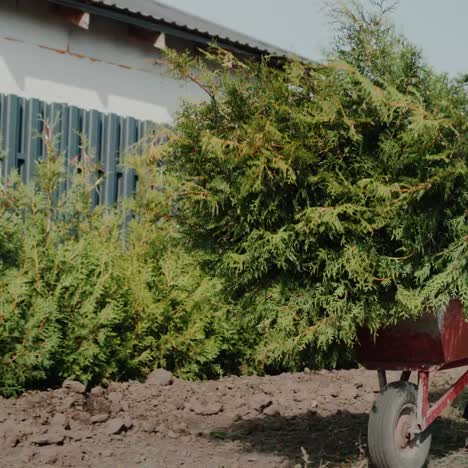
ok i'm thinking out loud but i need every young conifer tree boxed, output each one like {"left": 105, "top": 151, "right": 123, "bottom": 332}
{"left": 164, "top": 0, "right": 468, "bottom": 369}
{"left": 0, "top": 128, "right": 246, "bottom": 396}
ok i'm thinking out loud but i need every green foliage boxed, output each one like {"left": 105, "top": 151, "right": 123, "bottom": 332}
{"left": 1, "top": 2, "right": 467, "bottom": 394}
{"left": 0, "top": 132, "right": 247, "bottom": 397}
{"left": 163, "top": 2, "right": 468, "bottom": 370}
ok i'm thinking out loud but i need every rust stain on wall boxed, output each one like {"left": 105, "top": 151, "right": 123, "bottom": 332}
{"left": 1, "top": 35, "right": 150, "bottom": 74}
{"left": 39, "top": 45, "right": 67, "bottom": 55}
{"left": 3, "top": 37, "right": 22, "bottom": 43}
{"left": 68, "top": 51, "right": 88, "bottom": 60}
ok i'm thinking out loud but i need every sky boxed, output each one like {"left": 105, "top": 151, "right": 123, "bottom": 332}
{"left": 161, "top": 0, "right": 468, "bottom": 77}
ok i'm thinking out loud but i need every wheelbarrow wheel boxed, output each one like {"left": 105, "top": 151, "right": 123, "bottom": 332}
{"left": 368, "top": 381, "right": 432, "bottom": 468}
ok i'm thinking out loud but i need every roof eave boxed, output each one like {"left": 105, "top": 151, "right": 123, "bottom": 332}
{"left": 48, "top": 0, "right": 288, "bottom": 59}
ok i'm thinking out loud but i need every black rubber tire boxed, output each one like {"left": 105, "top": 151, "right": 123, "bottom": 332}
{"left": 368, "top": 381, "right": 432, "bottom": 468}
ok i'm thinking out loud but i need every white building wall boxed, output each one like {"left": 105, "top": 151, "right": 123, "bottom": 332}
{"left": 0, "top": 0, "right": 206, "bottom": 123}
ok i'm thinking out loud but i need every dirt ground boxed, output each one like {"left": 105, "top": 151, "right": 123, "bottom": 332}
{"left": 0, "top": 367, "right": 467, "bottom": 468}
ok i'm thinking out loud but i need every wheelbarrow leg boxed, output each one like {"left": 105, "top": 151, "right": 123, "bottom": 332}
{"left": 417, "top": 371, "right": 430, "bottom": 426}
{"left": 463, "top": 404, "right": 468, "bottom": 420}
{"left": 401, "top": 371, "right": 411, "bottom": 381}
{"left": 417, "top": 369, "right": 468, "bottom": 429}
{"left": 377, "top": 370, "right": 387, "bottom": 389}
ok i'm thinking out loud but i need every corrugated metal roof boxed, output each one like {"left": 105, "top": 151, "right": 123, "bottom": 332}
{"left": 87, "top": 0, "right": 291, "bottom": 56}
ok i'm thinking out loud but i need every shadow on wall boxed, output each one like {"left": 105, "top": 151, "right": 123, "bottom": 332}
{"left": 0, "top": 38, "right": 207, "bottom": 123}
{"left": 0, "top": 0, "right": 207, "bottom": 122}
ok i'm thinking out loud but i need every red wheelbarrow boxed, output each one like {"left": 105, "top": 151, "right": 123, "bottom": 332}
{"left": 356, "top": 298, "right": 468, "bottom": 468}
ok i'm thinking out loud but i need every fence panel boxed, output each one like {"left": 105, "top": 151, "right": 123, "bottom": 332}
{"left": 0, "top": 93, "right": 148, "bottom": 205}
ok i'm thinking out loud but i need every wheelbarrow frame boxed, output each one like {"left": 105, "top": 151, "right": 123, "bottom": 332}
{"left": 375, "top": 367, "right": 468, "bottom": 434}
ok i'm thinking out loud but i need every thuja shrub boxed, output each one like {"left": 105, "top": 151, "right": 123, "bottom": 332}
{"left": 1, "top": 2, "right": 467, "bottom": 395}
{"left": 163, "top": 2, "right": 468, "bottom": 370}
{"left": 0, "top": 135, "right": 247, "bottom": 396}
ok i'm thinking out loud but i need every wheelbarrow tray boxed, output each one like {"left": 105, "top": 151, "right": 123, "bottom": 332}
{"left": 357, "top": 299, "right": 468, "bottom": 371}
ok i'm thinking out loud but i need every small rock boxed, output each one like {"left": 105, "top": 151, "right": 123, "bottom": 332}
{"left": 123, "top": 417, "right": 134, "bottom": 431}
{"left": 68, "top": 428, "right": 93, "bottom": 441}
{"left": 68, "top": 430, "right": 85, "bottom": 441}
{"left": 141, "top": 420, "right": 158, "bottom": 433}
{"left": 292, "top": 393, "right": 304, "bottom": 403}
{"left": 121, "top": 400, "right": 130, "bottom": 412}
{"left": 146, "top": 368, "right": 173, "bottom": 386}
{"left": 128, "top": 384, "right": 151, "bottom": 402}
{"left": 53, "top": 388, "right": 67, "bottom": 398}
{"left": 136, "top": 454, "right": 147, "bottom": 464}
{"left": 187, "top": 398, "right": 223, "bottom": 416}
{"left": 341, "top": 383, "right": 359, "bottom": 400}
{"left": 57, "top": 396, "right": 76, "bottom": 412}
{"left": 310, "top": 400, "right": 318, "bottom": 409}
{"left": 172, "top": 396, "right": 186, "bottom": 411}
{"left": 30, "top": 431, "right": 65, "bottom": 446}
{"left": 250, "top": 394, "right": 272, "bottom": 412}
{"left": 108, "top": 392, "right": 123, "bottom": 413}
{"left": 104, "top": 418, "right": 126, "bottom": 435}
{"left": 0, "top": 422, "right": 21, "bottom": 448}
{"left": 101, "top": 449, "right": 113, "bottom": 457}
{"left": 69, "top": 411, "right": 91, "bottom": 425}
{"left": 39, "top": 446, "right": 60, "bottom": 465}
{"left": 108, "top": 392, "right": 122, "bottom": 404}
{"left": 173, "top": 421, "right": 188, "bottom": 434}
{"left": 90, "top": 386, "right": 104, "bottom": 396}
{"left": 17, "top": 395, "right": 41, "bottom": 410}
{"left": 326, "top": 384, "right": 340, "bottom": 398}
{"left": 2, "top": 432, "right": 20, "bottom": 448}
{"left": 62, "top": 380, "right": 86, "bottom": 394}
{"left": 50, "top": 413, "right": 68, "bottom": 429}
{"left": 90, "top": 413, "right": 109, "bottom": 424}
{"left": 263, "top": 404, "right": 281, "bottom": 417}
{"left": 19, "top": 420, "right": 35, "bottom": 436}
{"left": 104, "top": 417, "right": 131, "bottom": 435}
{"left": 230, "top": 411, "right": 243, "bottom": 422}
{"left": 107, "top": 382, "right": 126, "bottom": 392}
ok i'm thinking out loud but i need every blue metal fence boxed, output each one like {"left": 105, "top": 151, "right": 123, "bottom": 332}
{"left": 0, "top": 94, "right": 152, "bottom": 204}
